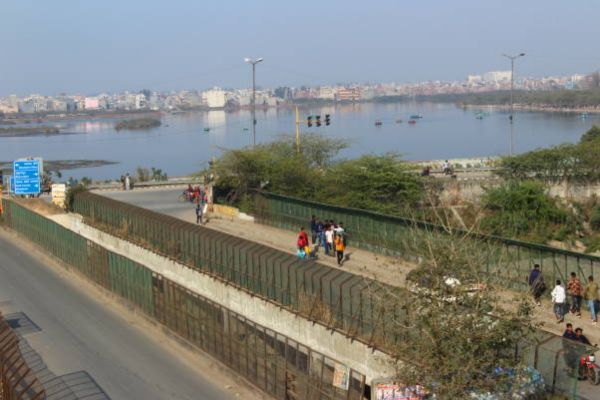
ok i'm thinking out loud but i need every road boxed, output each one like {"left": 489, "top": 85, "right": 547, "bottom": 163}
{"left": 0, "top": 227, "right": 261, "bottom": 400}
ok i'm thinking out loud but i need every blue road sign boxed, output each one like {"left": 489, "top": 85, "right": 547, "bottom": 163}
{"left": 13, "top": 160, "right": 41, "bottom": 195}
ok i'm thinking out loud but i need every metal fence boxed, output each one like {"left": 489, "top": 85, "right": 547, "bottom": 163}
{"left": 251, "top": 191, "right": 600, "bottom": 292}
{"left": 1, "top": 199, "right": 366, "bottom": 400}
{"left": 0, "top": 312, "right": 46, "bottom": 400}
{"left": 71, "top": 191, "right": 399, "bottom": 351}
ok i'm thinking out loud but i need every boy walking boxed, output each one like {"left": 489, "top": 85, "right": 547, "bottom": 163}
{"left": 551, "top": 280, "right": 566, "bottom": 323}
{"left": 334, "top": 234, "right": 345, "bottom": 266}
{"left": 584, "top": 276, "right": 599, "bottom": 324}
{"left": 567, "top": 272, "right": 582, "bottom": 317}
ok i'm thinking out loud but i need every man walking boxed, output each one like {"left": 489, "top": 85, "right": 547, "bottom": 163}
{"left": 567, "top": 272, "right": 582, "bottom": 317}
{"left": 310, "top": 215, "right": 318, "bottom": 245}
{"left": 551, "top": 280, "right": 566, "bottom": 323}
{"left": 584, "top": 276, "right": 599, "bottom": 325}
{"left": 528, "top": 264, "right": 546, "bottom": 306}
{"left": 325, "top": 225, "right": 334, "bottom": 257}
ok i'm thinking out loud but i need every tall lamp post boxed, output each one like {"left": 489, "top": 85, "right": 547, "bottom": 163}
{"left": 502, "top": 52, "right": 525, "bottom": 156}
{"left": 244, "top": 57, "right": 263, "bottom": 147}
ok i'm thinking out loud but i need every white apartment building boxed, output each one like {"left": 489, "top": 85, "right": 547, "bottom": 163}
{"left": 483, "top": 71, "right": 511, "bottom": 83}
{"left": 202, "top": 88, "right": 227, "bottom": 109}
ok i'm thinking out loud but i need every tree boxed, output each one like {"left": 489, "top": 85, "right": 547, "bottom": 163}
{"left": 381, "top": 215, "right": 540, "bottom": 398}
{"left": 319, "top": 154, "right": 423, "bottom": 214}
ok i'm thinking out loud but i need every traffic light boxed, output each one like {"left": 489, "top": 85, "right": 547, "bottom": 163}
{"left": 307, "top": 116, "right": 312, "bottom": 127}
{"left": 316, "top": 115, "right": 321, "bottom": 127}
{"left": 325, "top": 114, "right": 331, "bottom": 126}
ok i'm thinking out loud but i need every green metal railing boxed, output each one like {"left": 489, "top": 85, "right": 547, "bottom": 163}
{"left": 71, "top": 191, "right": 400, "bottom": 351}
{"left": 252, "top": 191, "right": 600, "bottom": 292}
{"left": 1, "top": 199, "right": 367, "bottom": 400}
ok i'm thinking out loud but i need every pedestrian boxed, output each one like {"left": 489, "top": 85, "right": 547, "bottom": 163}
{"left": 124, "top": 173, "right": 131, "bottom": 191}
{"left": 584, "top": 275, "right": 599, "bottom": 325}
{"left": 325, "top": 225, "right": 334, "bottom": 256}
{"left": 297, "top": 227, "right": 309, "bottom": 251}
{"left": 195, "top": 198, "right": 204, "bottom": 224}
{"left": 528, "top": 264, "right": 546, "bottom": 306}
{"left": 551, "top": 280, "right": 566, "bottom": 323}
{"left": 575, "top": 328, "right": 591, "bottom": 345}
{"left": 567, "top": 272, "right": 582, "bottom": 317}
{"left": 315, "top": 219, "right": 324, "bottom": 253}
{"left": 334, "top": 234, "right": 345, "bottom": 266}
{"left": 562, "top": 322, "right": 579, "bottom": 373}
{"left": 563, "top": 323, "right": 577, "bottom": 340}
{"left": 120, "top": 175, "right": 126, "bottom": 190}
{"left": 310, "top": 215, "right": 318, "bottom": 245}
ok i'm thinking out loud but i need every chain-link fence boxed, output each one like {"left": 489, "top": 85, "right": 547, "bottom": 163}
{"left": 1, "top": 199, "right": 366, "bottom": 400}
{"left": 251, "top": 191, "right": 600, "bottom": 292}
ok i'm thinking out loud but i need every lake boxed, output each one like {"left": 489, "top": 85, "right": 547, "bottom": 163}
{"left": 0, "top": 102, "right": 597, "bottom": 180}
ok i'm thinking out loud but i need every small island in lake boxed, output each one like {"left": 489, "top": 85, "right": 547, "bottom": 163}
{"left": 0, "top": 126, "right": 60, "bottom": 136}
{"left": 115, "top": 118, "right": 162, "bottom": 131}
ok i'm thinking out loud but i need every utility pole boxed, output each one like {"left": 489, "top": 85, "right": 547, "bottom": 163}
{"left": 295, "top": 106, "right": 301, "bottom": 154}
{"left": 244, "top": 57, "right": 263, "bottom": 148}
{"left": 502, "top": 52, "right": 525, "bottom": 156}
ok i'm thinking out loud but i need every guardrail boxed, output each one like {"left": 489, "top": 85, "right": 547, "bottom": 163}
{"left": 251, "top": 191, "right": 600, "bottom": 292}
{"left": 0, "top": 312, "right": 46, "bottom": 400}
{"left": 1, "top": 199, "right": 366, "bottom": 400}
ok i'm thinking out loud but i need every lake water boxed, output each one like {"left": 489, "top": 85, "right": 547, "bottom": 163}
{"left": 0, "top": 102, "right": 597, "bottom": 180}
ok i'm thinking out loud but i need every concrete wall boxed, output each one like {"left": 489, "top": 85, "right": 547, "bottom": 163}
{"left": 49, "top": 213, "right": 395, "bottom": 384}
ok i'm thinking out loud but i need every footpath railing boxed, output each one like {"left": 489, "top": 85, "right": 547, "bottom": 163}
{"left": 1, "top": 199, "right": 367, "bottom": 400}
{"left": 0, "top": 312, "right": 46, "bottom": 400}
{"left": 251, "top": 191, "right": 600, "bottom": 292}
{"left": 71, "top": 191, "right": 399, "bottom": 351}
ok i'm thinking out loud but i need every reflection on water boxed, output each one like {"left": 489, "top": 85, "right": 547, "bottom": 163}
{"left": 0, "top": 102, "right": 598, "bottom": 180}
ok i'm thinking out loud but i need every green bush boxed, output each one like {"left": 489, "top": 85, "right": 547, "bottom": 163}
{"left": 480, "top": 181, "right": 573, "bottom": 241}
{"left": 590, "top": 206, "right": 600, "bottom": 231}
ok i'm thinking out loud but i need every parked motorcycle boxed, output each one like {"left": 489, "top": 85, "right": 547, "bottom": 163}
{"left": 579, "top": 350, "right": 600, "bottom": 384}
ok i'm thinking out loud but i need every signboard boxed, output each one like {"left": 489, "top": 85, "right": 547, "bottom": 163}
{"left": 9, "top": 177, "right": 14, "bottom": 194}
{"left": 372, "top": 380, "right": 428, "bottom": 400}
{"left": 51, "top": 184, "right": 67, "bottom": 208}
{"left": 13, "top": 159, "right": 41, "bottom": 195}
{"left": 332, "top": 363, "right": 350, "bottom": 390}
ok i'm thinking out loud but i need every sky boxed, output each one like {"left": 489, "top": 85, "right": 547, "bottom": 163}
{"left": 1, "top": 0, "right": 599, "bottom": 96}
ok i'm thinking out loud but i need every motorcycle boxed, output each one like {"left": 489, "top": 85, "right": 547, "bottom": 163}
{"left": 579, "top": 350, "right": 600, "bottom": 384}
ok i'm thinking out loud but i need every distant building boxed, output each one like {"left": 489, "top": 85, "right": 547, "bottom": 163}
{"left": 483, "top": 71, "right": 511, "bottom": 83}
{"left": 317, "top": 87, "right": 336, "bottom": 100}
{"left": 467, "top": 75, "right": 482, "bottom": 84}
{"left": 202, "top": 88, "right": 227, "bottom": 109}
{"left": 336, "top": 88, "right": 361, "bottom": 102}
{"left": 84, "top": 97, "right": 100, "bottom": 110}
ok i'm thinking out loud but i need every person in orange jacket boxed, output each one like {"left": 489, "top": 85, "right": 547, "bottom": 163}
{"left": 334, "top": 234, "right": 345, "bottom": 266}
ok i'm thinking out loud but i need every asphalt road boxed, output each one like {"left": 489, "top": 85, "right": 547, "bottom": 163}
{"left": 0, "top": 227, "right": 255, "bottom": 400}
{"left": 99, "top": 187, "right": 194, "bottom": 217}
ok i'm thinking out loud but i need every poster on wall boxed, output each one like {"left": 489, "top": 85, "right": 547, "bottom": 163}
{"left": 332, "top": 363, "right": 350, "bottom": 390}
{"left": 372, "top": 380, "right": 428, "bottom": 400}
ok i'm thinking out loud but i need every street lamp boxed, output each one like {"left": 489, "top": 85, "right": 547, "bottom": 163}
{"left": 244, "top": 57, "right": 263, "bottom": 147}
{"left": 502, "top": 52, "right": 525, "bottom": 156}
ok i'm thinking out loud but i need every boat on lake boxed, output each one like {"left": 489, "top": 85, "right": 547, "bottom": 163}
{"left": 410, "top": 114, "right": 423, "bottom": 119}
{"left": 408, "top": 119, "right": 417, "bottom": 124}
{"left": 395, "top": 119, "right": 403, "bottom": 123}
{"left": 375, "top": 120, "right": 383, "bottom": 126}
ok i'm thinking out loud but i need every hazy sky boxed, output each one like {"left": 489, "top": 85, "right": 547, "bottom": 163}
{"left": 1, "top": 0, "right": 599, "bottom": 96}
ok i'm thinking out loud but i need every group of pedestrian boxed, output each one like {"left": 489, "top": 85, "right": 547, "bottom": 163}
{"left": 562, "top": 322, "right": 592, "bottom": 376}
{"left": 297, "top": 216, "right": 347, "bottom": 265}
{"left": 189, "top": 185, "right": 209, "bottom": 225}
{"left": 529, "top": 264, "right": 599, "bottom": 324}
{"left": 120, "top": 173, "right": 132, "bottom": 190}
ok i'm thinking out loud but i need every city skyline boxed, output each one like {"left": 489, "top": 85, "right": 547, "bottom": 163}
{"left": 1, "top": 0, "right": 599, "bottom": 96}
